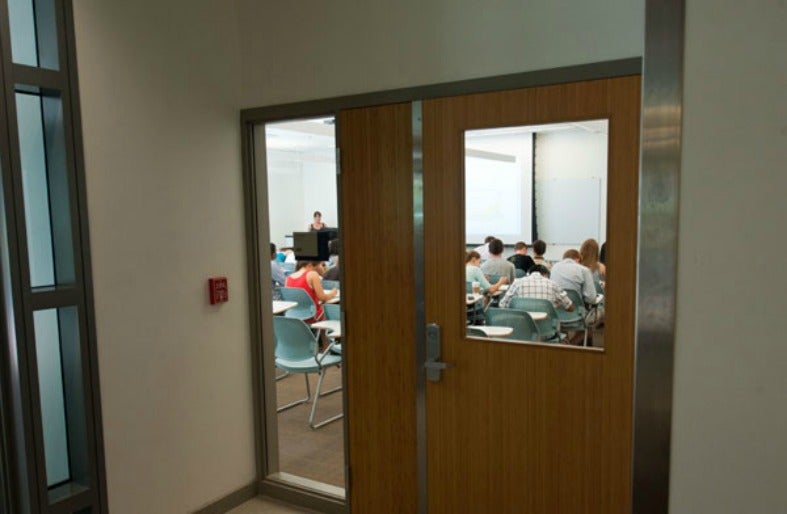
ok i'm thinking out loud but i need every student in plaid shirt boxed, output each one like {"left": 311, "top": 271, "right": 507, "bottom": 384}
{"left": 499, "top": 264, "right": 574, "bottom": 311}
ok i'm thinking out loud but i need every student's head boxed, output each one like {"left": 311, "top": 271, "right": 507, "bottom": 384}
{"left": 313, "top": 211, "right": 322, "bottom": 222}
{"left": 295, "top": 260, "right": 324, "bottom": 273}
{"left": 579, "top": 239, "right": 600, "bottom": 267}
{"left": 270, "top": 242, "right": 277, "bottom": 259}
{"left": 328, "top": 238, "right": 340, "bottom": 257}
{"left": 488, "top": 238, "right": 504, "bottom": 256}
{"left": 563, "top": 249, "right": 581, "bottom": 261}
{"left": 599, "top": 241, "right": 607, "bottom": 265}
{"left": 514, "top": 241, "right": 528, "bottom": 255}
{"left": 528, "top": 264, "right": 550, "bottom": 278}
{"left": 533, "top": 239, "right": 547, "bottom": 257}
{"left": 466, "top": 250, "right": 481, "bottom": 265}
{"left": 484, "top": 235, "right": 495, "bottom": 244}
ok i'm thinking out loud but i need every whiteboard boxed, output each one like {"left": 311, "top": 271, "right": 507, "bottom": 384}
{"left": 538, "top": 178, "right": 600, "bottom": 245}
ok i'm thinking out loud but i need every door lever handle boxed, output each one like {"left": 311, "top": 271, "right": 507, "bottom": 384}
{"left": 424, "top": 361, "right": 454, "bottom": 370}
{"left": 425, "top": 323, "right": 453, "bottom": 382}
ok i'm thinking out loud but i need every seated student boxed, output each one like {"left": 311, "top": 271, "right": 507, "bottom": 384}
{"left": 499, "top": 265, "right": 574, "bottom": 311}
{"left": 285, "top": 260, "right": 338, "bottom": 322}
{"left": 270, "top": 243, "right": 286, "bottom": 287}
{"left": 480, "top": 238, "right": 515, "bottom": 286}
{"left": 323, "top": 239, "right": 340, "bottom": 281}
{"left": 507, "top": 241, "right": 536, "bottom": 273}
{"left": 580, "top": 238, "right": 606, "bottom": 280}
{"left": 550, "top": 249, "right": 599, "bottom": 304}
{"left": 473, "top": 235, "right": 495, "bottom": 262}
{"left": 532, "top": 239, "right": 552, "bottom": 270}
{"left": 466, "top": 251, "right": 506, "bottom": 294}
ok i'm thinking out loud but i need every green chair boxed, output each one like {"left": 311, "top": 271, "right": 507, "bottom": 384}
{"left": 321, "top": 279, "right": 340, "bottom": 292}
{"left": 515, "top": 268, "right": 526, "bottom": 278}
{"left": 508, "top": 297, "right": 563, "bottom": 342}
{"left": 279, "top": 287, "right": 317, "bottom": 321}
{"left": 485, "top": 307, "right": 540, "bottom": 342}
{"left": 273, "top": 316, "right": 343, "bottom": 429}
{"left": 562, "top": 289, "right": 592, "bottom": 345}
{"left": 323, "top": 303, "right": 342, "bottom": 354}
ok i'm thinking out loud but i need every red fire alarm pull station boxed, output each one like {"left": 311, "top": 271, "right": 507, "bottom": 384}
{"left": 208, "top": 277, "right": 229, "bottom": 305}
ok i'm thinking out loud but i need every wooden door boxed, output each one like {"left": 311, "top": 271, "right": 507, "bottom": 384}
{"left": 423, "top": 76, "right": 640, "bottom": 513}
{"left": 338, "top": 103, "right": 419, "bottom": 512}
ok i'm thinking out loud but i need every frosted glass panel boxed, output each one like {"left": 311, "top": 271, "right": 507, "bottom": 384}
{"left": 34, "top": 308, "right": 70, "bottom": 486}
{"left": 7, "top": 0, "right": 59, "bottom": 69}
{"left": 17, "top": 92, "right": 55, "bottom": 287}
{"left": 16, "top": 91, "right": 75, "bottom": 287}
{"left": 7, "top": 0, "right": 37, "bottom": 66}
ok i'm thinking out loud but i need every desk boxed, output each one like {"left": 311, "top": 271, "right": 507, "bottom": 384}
{"left": 528, "top": 311, "right": 547, "bottom": 321}
{"left": 324, "top": 292, "right": 341, "bottom": 304}
{"left": 466, "top": 293, "right": 484, "bottom": 305}
{"left": 311, "top": 320, "right": 342, "bottom": 338}
{"left": 273, "top": 301, "right": 298, "bottom": 314}
{"left": 472, "top": 325, "right": 513, "bottom": 337}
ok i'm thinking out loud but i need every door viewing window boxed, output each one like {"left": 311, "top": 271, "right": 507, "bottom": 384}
{"left": 464, "top": 120, "right": 608, "bottom": 348}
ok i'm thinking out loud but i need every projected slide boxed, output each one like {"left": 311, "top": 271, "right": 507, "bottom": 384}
{"left": 465, "top": 156, "right": 533, "bottom": 243}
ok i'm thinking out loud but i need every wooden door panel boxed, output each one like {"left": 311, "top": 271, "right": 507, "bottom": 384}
{"left": 339, "top": 103, "right": 417, "bottom": 512}
{"left": 423, "top": 76, "right": 640, "bottom": 513}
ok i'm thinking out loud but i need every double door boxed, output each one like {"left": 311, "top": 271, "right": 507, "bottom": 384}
{"left": 339, "top": 75, "right": 640, "bottom": 513}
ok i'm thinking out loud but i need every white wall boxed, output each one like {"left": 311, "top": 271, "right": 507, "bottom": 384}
{"left": 266, "top": 157, "right": 304, "bottom": 249}
{"left": 237, "top": 0, "right": 645, "bottom": 106}
{"left": 535, "top": 129, "right": 608, "bottom": 248}
{"left": 73, "top": 2, "right": 254, "bottom": 513}
{"left": 670, "top": 2, "right": 787, "bottom": 513}
{"left": 266, "top": 152, "right": 338, "bottom": 249}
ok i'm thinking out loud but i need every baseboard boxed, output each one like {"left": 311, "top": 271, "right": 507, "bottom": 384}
{"left": 193, "top": 481, "right": 258, "bottom": 514}
{"left": 260, "top": 478, "right": 347, "bottom": 514}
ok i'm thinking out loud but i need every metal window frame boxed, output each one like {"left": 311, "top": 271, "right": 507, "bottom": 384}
{"left": 0, "top": 0, "right": 107, "bottom": 512}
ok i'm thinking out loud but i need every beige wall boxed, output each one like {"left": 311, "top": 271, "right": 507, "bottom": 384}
{"left": 237, "top": 0, "right": 645, "bottom": 106}
{"left": 670, "top": 1, "right": 787, "bottom": 512}
{"left": 73, "top": 2, "right": 254, "bottom": 513}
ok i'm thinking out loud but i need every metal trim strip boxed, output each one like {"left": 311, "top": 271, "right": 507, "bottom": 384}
{"left": 632, "top": 1, "right": 685, "bottom": 512}
{"left": 411, "top": 101, "right": 427, "bottom": 514}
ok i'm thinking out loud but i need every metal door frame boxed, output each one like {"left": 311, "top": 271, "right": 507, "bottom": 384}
{"left": 241, "top": 0, "right": 685, "bottom": 501}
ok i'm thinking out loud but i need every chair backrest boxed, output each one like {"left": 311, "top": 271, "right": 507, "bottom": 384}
{"left": 487, "top": 273, "right": 501, "bottom": 284}
{"left": 508, "top": 297, "right": 559, "bottom": 340}
{"left": 563, "top": 289, "right": 586, "bottom": 317}
{"left": 321, "top": 279, "right": 339, "bottom": 292}
{"left": 515, "top": 268, "right": 526, "bottom": 278}
{"left": 279, "top": 287, "right": 317, "bottom": 319}
{"left": 485, "top": 307, "right": 539, "bottom": 341}
{"left": 273, "top": 316, "right": 317, "bottom": 360}
{"left": 324, "top": 303, "right": 341, "bottom": 321}
{"left": 466, "top": 281, "right": 474, "bottom": 293}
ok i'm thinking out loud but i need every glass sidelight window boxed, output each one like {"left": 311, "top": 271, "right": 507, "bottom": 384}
{"left": 258, "top": 116, "right": 346, "bottom": 499}
{"left": 1, "top": 1, "right": 105, "bottom": 512}
{"left": 464, "top": 120, "right": 609, "bottom": 347}
{"left": 33, "top": 306, "right": 87, "bottom": 488}
{"left": 16, "top": 90, "right": 75, "bottom": 288}
{"left": 7, "top": 0, "right": 59, "bottom": 70}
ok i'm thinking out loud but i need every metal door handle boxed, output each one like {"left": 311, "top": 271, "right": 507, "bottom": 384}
{"left": 425, "top": 323, "right": 453, "bottom": 382}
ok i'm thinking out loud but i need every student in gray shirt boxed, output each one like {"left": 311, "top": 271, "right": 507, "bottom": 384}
{"left": 480, "top": 238, "right": 515, "bottom": 285}
{"left": 550, "top": 248, "right": 598, "bottom": 304}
